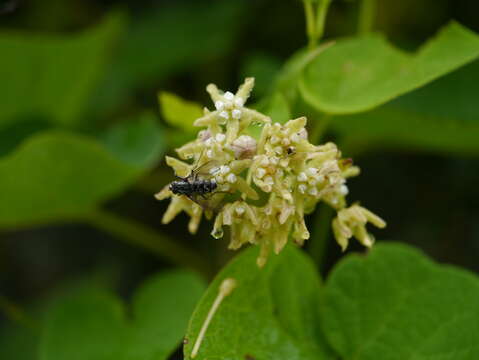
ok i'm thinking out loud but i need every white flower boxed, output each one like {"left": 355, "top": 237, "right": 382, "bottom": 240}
{"left": 226, "top": 173, "right": 237, "bottom": 183}
{"left": 159, "top": 78, "right": 385, "bottom": 268}
{"left": 297, "top": 172, "right": 307, "bottom": 182}
{"left": 234, "top": 97, "right": 244, "bottom": 107}
{"left": 232, "top": 109, "right": 242, "bottom": 119}
{"left": 235, "top": 205, "right": 245, "bottom": 215}
{"left": 220, "top": 165, "right": 231, "bottom": 175}
{"left": 215, "top": 133, "right": 226, "bottom": 142}
{"left": 256, "top": 168, "right": 266, "bottom": 178}
{"left": 340, "top": 184, "right": 349, "bottom": 195}
{"left": 264, "top": 176, "right": 274, "bottom": 185}
{"left": 224, "top": 91, "right": 235, "bottom": 101}
{"left": 307, "top": 167, "right": 319, "bottom": 176}
{"left": 231, "top": 135, "right": 257, "bottom": 159}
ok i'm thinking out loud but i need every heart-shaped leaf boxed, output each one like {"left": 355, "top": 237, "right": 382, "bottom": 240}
{"left": 0, "top": 12, "right": 123, "bottom": 130}
{"left": 183, "top": 245, "right": 334, "bottom": 360}
{"left": 332, "top": 60, "right": 479, "bottom": 155}
{"left": 40, "top": 270, "right": 206, "bottom": 360}
{"left": 322, "top": 243, "right": 479, "bottom": 359}
{"left": 0, "top": 114, "right": 164, "bottom": 228}
{"left": 300, "top": 22, "right": 479, "bottom": 114}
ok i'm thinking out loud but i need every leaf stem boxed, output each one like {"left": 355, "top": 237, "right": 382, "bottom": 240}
{"left": 83, "top": 209, "right": 212, "bottom": 277}
{"left": 302, "top": 0, "right": 332, "bottom": 50}
{"left": 308, "top": 203, "right": 335, "bottom": 269}
{"left": 303, "top": 0, "right": 316, "bottom": 50}
{"left": 314, "top": 0, "right": 332, "bottom": 43}
{"left": 358, "top": 0, "right": 377, "bottom": 34}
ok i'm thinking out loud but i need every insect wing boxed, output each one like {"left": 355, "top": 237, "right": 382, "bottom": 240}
{"left": 191, "top": 160, "right": 222, "bottom": 179}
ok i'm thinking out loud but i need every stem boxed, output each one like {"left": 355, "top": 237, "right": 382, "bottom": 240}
{"left": 303, "top": 0, "right": 316, "bottom": 50}
{"left": 302, "top": 0, "right": 332, "bottom": 49}
{"left": 314, "top": 0, "right": 332, "bottom": 43}
{"left": 308, "top": 203, "right": 335, "bottom": 268}
{"left": 358, "top": 0, "right": 376, "bottom": 34}
{"left": 84, "top": 209, "right": 212, "bottom": 277}
{"left": 307, "top": 113, "right": 336, "bottom": 269}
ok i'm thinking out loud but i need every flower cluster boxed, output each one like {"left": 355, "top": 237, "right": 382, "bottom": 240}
{"left": 156, "top": 78, "right": 385, "bottom": 267}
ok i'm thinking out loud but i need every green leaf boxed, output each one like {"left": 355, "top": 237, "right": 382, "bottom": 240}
{"left": 0, "top": 324, "right": 38, "bottom": 360}
{"left": 92, "top": 0, "right": 245, "bottom": 115}
{"left": 0, "top": 12, "right": 124, "bottom": 130}
{"left": 259, "top": 92, "right": 292, "bottom": 124}
{"left": 300, "top": 22, "right": 479, "bottom": 114}
{"left": 159, "top": 92, "right": 203, "bottom": 132}
{"left": 241, "top": 52, "right": 282, "bottom": 98}
{"left": 274, "top": 44, "right": 331, "bottom": 103}
{"left": 184, "top": 245, "right": 333, "bottom": 360}
{"left": 333, "top": 60, "right": 479, "bottom": 156}
{"left": 0, "top": 116, "right": 163, "bottom": 227}
{"left": 40, "top": 270, "right": 206, "bottom": 360}
{"left": 322, "top": 243, "right": 479, "bottom": 359}
{"left": 101, "top": 112, "right": 165, "bottom": 168}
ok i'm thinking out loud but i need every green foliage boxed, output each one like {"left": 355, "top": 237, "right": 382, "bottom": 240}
{"left": 241, "top": 53, "right": 282, "bottom": 98}
{"left": 3, "top": 3, "right": 479, "bottom": 360}
{"left": 159, "top": 92, "right": 203, "bottom": 132}
{"left": 92, "top": 0, "right": 245, "bottom": 114}
{"left": 300, "top": 22, "right": 479, "bottom": 114}
{"left": 258, "top": 92, "right": 291, "bottom": 125}
{"left": 0, "top": 12, "right": 123, "bottom": 130}
{"left": 322, "top": 243, "right": 479, "bottom": 359}
{"left": 333, "top": 60, "right": 479, "bottom": 155}
{"left": 40, "top": 270, "right": 206, "bottom": 360}
{"left": 0, "top": 324, "right": 38, "bottom": 360}
{"left": 274, "top": 45, "right": 330, "bottom": 103}
{"left": 101, "top": 112, "right": 165, "bottom": 168}
{"left": 184, "top": 245, "right": 333, "bottom": 360}
{"left": 185, "top": 243, "right": 479, "bottom": 360}
{"left": 0, "top": 115, "right": 163, "bottom": 227}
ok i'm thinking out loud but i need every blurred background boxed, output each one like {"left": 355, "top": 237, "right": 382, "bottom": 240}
{"left": 1, "top": 0, "right": 479, "bottom": 358}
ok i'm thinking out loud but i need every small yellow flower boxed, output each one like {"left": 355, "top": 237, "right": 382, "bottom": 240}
{"left": 332, "top": 204, "right": 386, "bottom": 251}
{"left": 156, "top": 78, "right": 386, "bottom": 266}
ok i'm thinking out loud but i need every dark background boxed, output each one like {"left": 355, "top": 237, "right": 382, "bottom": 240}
{"left": 1, "top": 0, "right": 478, "bottom": 357}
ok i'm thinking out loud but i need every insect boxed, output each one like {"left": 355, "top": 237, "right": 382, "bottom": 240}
{"left": 169, "top": 156, "right": 222, "bottom": 210}
{"left": 169, "top": 171, "right": 217, "bottom": 198}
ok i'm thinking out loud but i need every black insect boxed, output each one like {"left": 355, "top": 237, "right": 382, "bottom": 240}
{"left": 169, "top": 158, "right": 220, "bottom": 207}
{"left": 169, "top": 175, "right": 217, "bottom": 198}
